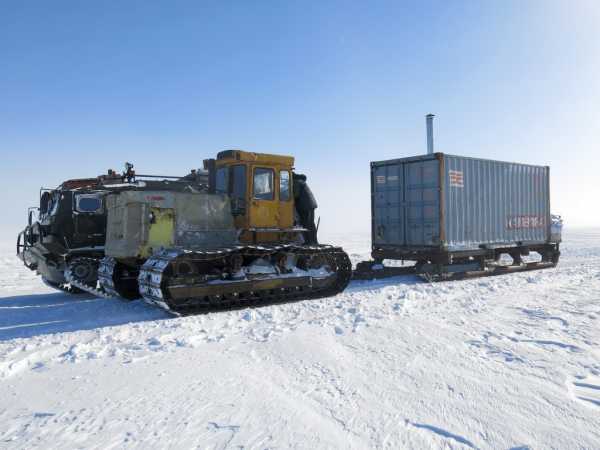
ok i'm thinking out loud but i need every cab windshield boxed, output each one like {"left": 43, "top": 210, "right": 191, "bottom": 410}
{"left": 49, "top": 192, "right": 61, "bottom": 216}
{"left": 75, "top": 194, "right": 103, "bottom": 214}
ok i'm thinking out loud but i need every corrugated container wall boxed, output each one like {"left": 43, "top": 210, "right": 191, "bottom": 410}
{"left": 371, "top": 154, "right": 551, "bottom": 252}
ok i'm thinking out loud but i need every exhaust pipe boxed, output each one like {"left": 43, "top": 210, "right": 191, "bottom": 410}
{"left": 426, "top": 114, "right": 435, "bottom": 154}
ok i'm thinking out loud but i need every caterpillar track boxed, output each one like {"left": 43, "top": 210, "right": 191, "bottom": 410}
{"left": 137, "top": 244, "right": 352, "bottom": 313}
{"left": 98, "top": 257, "right": 140, "bottom": 299}
{"left": 42, "top": 277, "right": 82, "bottom": 295}
{"left": 38, "top": 256, "right": 110, "bottom": 297}
{"left": 64, "top": 257, "right": 114, "bottom": 298}
{"left": 35, "top": 256, "right": 114, "bottom": 299}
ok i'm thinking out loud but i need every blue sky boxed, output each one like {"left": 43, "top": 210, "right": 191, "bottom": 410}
{"left": 1, "top": 1, "right": 599, "bottom": 234}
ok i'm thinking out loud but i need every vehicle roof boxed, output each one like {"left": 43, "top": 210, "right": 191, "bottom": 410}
{"left": 216, "top": 149, "right": 294, "bottom": 167}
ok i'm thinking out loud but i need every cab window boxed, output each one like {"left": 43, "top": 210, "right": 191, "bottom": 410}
{"left": 279, "top": 170, "right": 291, "bottom": 201}
{"left": 40, "top": 191, "right": 52, "bottom": 214}
{"left": 216, "top": 167, "right": 229, "bottom": 194}
{"left": 231, "top": 165, "right": 247, "bottom": 214}
{"left": 49, "top": 192, "right": 61, "bottom": 216}
{"left": 253, "top": 168, "right": 274, "bottom": 200}
{"left": 75, "top": 194, "right": 103, "bottom": 214}
{"left": 232, "top": 165, "right": 246, "bottom": 199}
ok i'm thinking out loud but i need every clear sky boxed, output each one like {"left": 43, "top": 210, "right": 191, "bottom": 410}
{"left": 1, "top": 1, "right": 599, "bottom": 236}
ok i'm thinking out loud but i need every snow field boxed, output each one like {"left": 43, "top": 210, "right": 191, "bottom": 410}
{"left": 0, "top": 229, "right": 599, "bottom": 449}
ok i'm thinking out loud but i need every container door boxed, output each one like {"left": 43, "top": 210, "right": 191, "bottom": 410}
{"left": 373, "top": 164, "right": 404, "bottom": 246}
{"left": 405, "top": 159, "right": 440, "bottom": 246}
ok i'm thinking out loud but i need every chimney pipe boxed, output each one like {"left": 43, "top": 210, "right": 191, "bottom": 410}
{"left": 426, "top": 114, "right": 435, "bottom": 154}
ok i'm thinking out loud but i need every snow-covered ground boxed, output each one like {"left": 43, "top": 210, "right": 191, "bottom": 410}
{"left": 1, "top": 229, "right": 599, "bottom": 449}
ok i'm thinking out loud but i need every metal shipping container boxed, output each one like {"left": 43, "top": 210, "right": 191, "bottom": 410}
{"left": 371, "top": 153, "right": 553, "bottom": 257}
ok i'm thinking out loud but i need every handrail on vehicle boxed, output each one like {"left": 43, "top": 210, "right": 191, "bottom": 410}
{"left": 16, "top": 230, "right": 24, "bottom": 256}
{"left": 16, "top": 227, "right": 37, "bottom": 269}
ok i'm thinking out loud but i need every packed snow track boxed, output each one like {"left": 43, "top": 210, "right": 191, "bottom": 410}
{"left": 1, "top": 229, "right": 599, "bottom": 449}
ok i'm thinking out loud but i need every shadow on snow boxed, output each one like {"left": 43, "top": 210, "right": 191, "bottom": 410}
{"left": 0, "top": 275, "right": 425, "bottom": 341}
{"left": 346, "top": 274, "right": 425, "bottom": 293}
{"left": 0, "top": 292, "right": 169, "bottom": 341}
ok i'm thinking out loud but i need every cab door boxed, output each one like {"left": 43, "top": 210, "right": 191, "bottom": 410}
{"left": 249, "top": 166, "right": 278, "bottom": 228}
{"left": 72, "top": 193, "right": 106, "bottom": 246}
{"left": 277, "top": 169, "right": 294, "bottom": 229}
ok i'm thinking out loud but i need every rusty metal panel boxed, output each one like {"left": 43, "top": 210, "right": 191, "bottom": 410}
{"left": 173, "top": 192, "right": 237, "bottom": 248}
{"left": 105, "top": 191, "right": 237, "bottom": 259}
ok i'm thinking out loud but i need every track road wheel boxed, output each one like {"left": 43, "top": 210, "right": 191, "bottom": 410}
{"left": 67, "top": 257, "right": 99, "bottom": 287}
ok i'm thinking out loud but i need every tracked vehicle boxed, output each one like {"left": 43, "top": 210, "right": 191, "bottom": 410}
{"left": 98, "top": 151, "right": 352, "bottom": 312}
{"left": 16, "top": 165, "right": 207, "bottom": 293}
